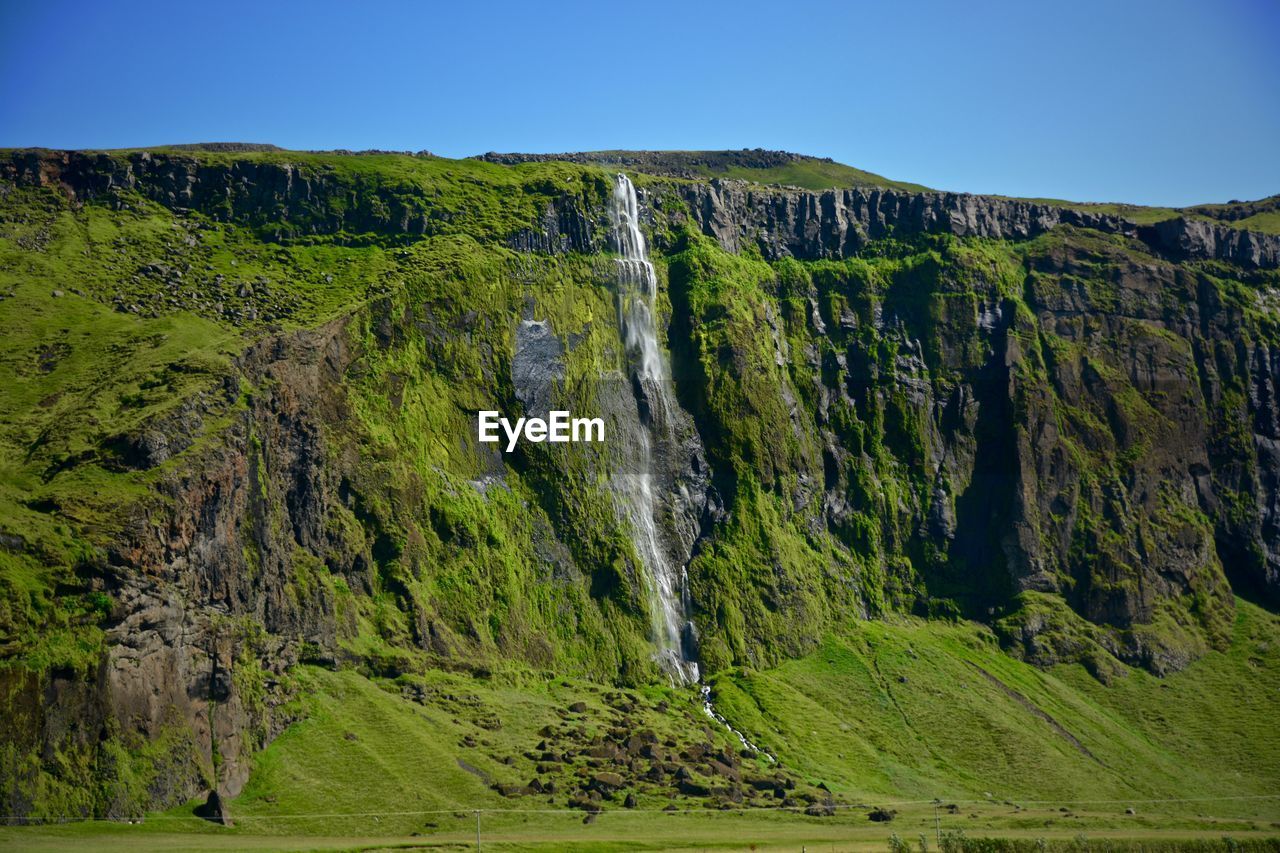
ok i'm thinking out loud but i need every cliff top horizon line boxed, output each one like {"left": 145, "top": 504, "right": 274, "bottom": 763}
{"left": 5, "top": 142, "right": 1277, "bottom": 212}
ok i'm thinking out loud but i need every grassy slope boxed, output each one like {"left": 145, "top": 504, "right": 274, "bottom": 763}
{"left": 1183, "top": 197, "right": 1280, "bottom": 236}
{"left": 482, "top": 149, "right": 932, "bottom": 193}
{"left": 703, "top": 158, "right": 930, "bottom": 193}
{"left": 2, "top": 601, "right": 1275, "bottom": 849}
{"left": 1230, "top": 211, "right": 1280, "bottom": 234}
{"left": 4, "top": 808, "right": 1276, "bottom": 853}
{"left": 211, "top": 598, "right": 1280, "bottom": 830}
{"left": 0, "top": 195, "right": 242, "bottom": 673}
{"left": 0, "top": 182, "right": 385, "bottom": 673}
{"left": 715, "top": 600, "right": 1279, "bottom": 812}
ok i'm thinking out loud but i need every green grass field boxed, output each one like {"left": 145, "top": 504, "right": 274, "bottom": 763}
{"left": 4, "top": 805, "right": 1278, "bottom": 852}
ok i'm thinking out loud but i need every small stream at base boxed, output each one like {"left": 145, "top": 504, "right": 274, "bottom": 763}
{"left": 700, "top": 686, "right": 776, "bottom": 762}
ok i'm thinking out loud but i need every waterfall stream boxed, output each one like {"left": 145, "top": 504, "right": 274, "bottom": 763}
{"left": 610, "top": 173, "right": 699, "bottom": 685}
{"left": 609, "top": 174, "right": 774, "bottom": 762}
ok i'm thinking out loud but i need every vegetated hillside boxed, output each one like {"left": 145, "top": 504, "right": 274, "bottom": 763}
{"left": 476, "top": 148, "right": 933, "bottom": 193}
{"left": 1185, "top": 194, "right": 1280, "bottom": 236}
{"left": 0, "top": 147, "right": 1278, "bottom": 825}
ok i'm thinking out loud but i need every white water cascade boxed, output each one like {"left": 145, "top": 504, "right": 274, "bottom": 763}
{"left": 610, "top": 173, "right": 699, "bottom": 685}
{"left": 609, "top": 173, "right": 773, "bottom": 761}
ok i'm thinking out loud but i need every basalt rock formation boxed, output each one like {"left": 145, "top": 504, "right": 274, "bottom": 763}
{"left": 673, "top": 179, "right": 1280, "bottom": 268}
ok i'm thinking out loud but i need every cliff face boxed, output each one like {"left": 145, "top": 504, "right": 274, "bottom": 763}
{"left": 1, "top": 149, "right": 1278, "bottom": 817}
{"left": 656, "top": 179, "right": 1279, "bottom": 682}
{"left": 9, "top": 150, "right": 1276, "bottom": 266}
{"left": 1, "top": 317, "right": 357, "bottom": 814}
{"left": 647, "top": 178, "right": 1279, "bottom": 645}
{"left": 674, "top": 179, "right": 1280, "bottom": 269}
{"left": 1, "top": 149, "right": 610, "bottom": 248}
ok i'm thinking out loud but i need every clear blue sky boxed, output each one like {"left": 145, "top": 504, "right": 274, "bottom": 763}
{"left": 2, "top": 0, "right": 1277, "bottom": 206}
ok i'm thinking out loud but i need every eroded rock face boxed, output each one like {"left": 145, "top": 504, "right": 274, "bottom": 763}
{"left": 671, "top": 179, "right": 1280, "bottom": 269}
{"left": 4, "top": 151, "right": 437, "bottom": 240}
{"left": 655, "top": 192, "right": 1276, "bottom": 673}
{"left": 513, "top": 319, "right": 565, "bottom": 419}
{"left": 8, "top": 318, "right": 360, "bottom": 815}
{"left": 507, "top": 196, "right": 602, "bottom": 255}
{"left": 1145, "top": 216, "right": 1280, "bottom": 268}
{"left": 1, "top": 150, "right": 615, "bottom": 250}
{"left": 654, "top": 182, "right": 1277, "bottom": 599}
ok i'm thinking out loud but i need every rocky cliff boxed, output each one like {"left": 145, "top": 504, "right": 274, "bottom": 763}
{"left": 673, "top": 179, "right": 1280, "bottom": 269}
{"left": 9, "top": 149, "right": 1276, "bottom": 267}
{"left": 1, "top": 147, "right": 1278, "bottom": 818}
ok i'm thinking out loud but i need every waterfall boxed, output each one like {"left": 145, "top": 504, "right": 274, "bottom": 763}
{"left": 610, "top": 173, "right": 699, "bottom": 685}
{"left": 607, "top": 174, "right": 772, "bottom": 761}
